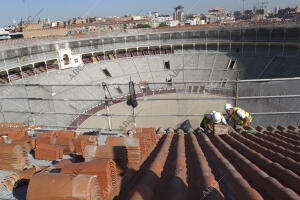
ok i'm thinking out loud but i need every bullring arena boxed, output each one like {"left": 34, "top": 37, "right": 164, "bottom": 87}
{"left": 0, "top": 23, "right": 299, "bottom": 200}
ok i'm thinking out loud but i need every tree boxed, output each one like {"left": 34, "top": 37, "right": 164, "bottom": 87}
{"left": 159, "top": 22, "right": 168, "bottom": 27}
{"left": 200, "top": 15, "right": 206, "bottom": 21}
{"left": 133, "top": 24, "right": 151, "bottom": 29}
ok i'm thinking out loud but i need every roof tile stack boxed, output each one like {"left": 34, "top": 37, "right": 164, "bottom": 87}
{"left": 106, "top": 137, "right": 141, "bottom": 170}
{"left": 135, "top": 128, "right": 157, "bottom": 145}
{"left": 54, "top": 137, "right": 75, "bottom": 154}
{"left": 50, "top": 130, "right": 76, "bottom": 139}
{"left": 35, "top": 131, "right": 58, "bottom": 146}
{"left": 75, "top": 135, "right": 98, "bottom": 155}
{"left": 0, "top": 127, "right": 26, "bottom": 140}
{"left": 132, "top": 128, "right": 157, "bottom": 157}
{"left": 83, "top": 145, "right": 127, "bottom": 173}
{"left": 125, "top": 145, "right": 141, "bottom": 169}
{"left": 0, "top": 143, "right": 31, "bottom": 171}
{"left": 61, "top": 159, "right": 117, "bottom": 199}
{"left": 11, "top": 138, "right": 34, "bottom": 153}
{"left": 1, "top": 166, "right": 38, "bottom": 191}
{"left": 26, "top": 173, "right": 100, "bottom": 200}
{"left": 35, "top": 143, "right": 63, "bottom": 161}
{"left": 135, "top": 137, "right": 148, "bottom": 156}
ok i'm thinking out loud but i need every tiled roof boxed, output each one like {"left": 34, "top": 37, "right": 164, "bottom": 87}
{"left": 0, "top": 124, "right": 299, "bottom": 200}
{"left": 118, "top": 126, "right": 300, "bottom": 200}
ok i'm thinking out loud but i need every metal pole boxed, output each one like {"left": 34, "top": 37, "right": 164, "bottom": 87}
{"left": 235, "top": 71, "right": 240, "bottom": 107}
{"left": 0, "top": 102, "right": 6, "bottom": 123}
{"left": 105, "top": 104, "right": 112, "bottom": 131}
{"left": 132, "top": 107, "right": 136, "bottom": 129}
{"left": 23, "top": 84, "right": 36, "bottom": 125}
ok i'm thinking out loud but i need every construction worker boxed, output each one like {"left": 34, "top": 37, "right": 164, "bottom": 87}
{"left": 200, "top": 111, "right": 227, "bottom": 133}
{"left": 224, "top": 104, "right": 252, "bottom": 127}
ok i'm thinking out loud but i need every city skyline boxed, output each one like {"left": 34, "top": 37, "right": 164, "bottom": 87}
{"left": 1, "top": 0, "right": 300, "bottom": 26}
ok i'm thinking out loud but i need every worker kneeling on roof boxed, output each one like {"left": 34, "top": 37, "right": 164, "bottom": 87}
{"left": 224, "top": 104, "right": 252, "bottom": 127}
{"left": 200, "top": 111, "right": 227, "bottom": 133}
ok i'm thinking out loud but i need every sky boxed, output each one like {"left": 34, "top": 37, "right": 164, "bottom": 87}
{"left": 0, "top": 0, "right": 300, "bottom": 26}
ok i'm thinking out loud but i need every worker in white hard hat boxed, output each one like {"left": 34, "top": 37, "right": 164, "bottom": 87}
{"left": 224, "top": 104, "right": 252, "bottom": 127}
{"left": 200, "top": 110, "right": 227, "bottom": 133}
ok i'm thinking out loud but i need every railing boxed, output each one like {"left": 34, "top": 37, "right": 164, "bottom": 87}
{"left": 0, "top": 77, "right": 299, "bottom": 130}
{"left": 1, "top": 23, "right": 300, "bottom": 60}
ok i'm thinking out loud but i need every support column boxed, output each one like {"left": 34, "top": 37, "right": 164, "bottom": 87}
{"left": 24, "top": 83, "right": 36, "bottom": 125}
{"left": 282, "top": 28, "right": 286, "bottom": 57}
{"left": 205, "top": 31, "right": 208, "bottom": 54}
{"left": 102, "top": 39, "right": 105, "bottom": 56}
{"left": 217, "top": 29, "right": 220, "bottom": 52}
{"left": 113, "top": 38, "right": 116, "bottom": 55}
{"left": 181, "top": 32, "right": 184, "bottom": 54}
{"left": 45, "top": 61, "right": 48, "bottom": 73}
{"left": 235, "top": 72, "right": 240, "bottom": 107}
{"left": 193, "top": 31, "right": 196, "bottom": 54}
{"left": 254, "top": 29, "right": 258, "bottom": 56}
{"left": 6, "top": 70, "right": 11, "bottom": 84}
{"left": 33, "top": 64, "right": 37, "bottom": 77}
{"left": 159, "top": 34, "right": 161, "bottom": 48}
{"left": 241, "top": 28, "right": 244, "bottom": 57}
{"left": 298, "top": 28, "right": 300, "bottom": 57}
{"left": 268, "top": 29, "right": 272, "bottom": 57}
{"left": 19, "top": 67, "right": 25, "bottom": 84}
{"left": 229, "top": 30, "right": 232, "bottom": 53}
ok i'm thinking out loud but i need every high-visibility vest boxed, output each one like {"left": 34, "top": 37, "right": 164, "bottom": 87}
{"left": 203, "top": 110, "right": 225, "bottom": 129}
{"left": 232, "top": 107, "right": 252, "bottom": 125}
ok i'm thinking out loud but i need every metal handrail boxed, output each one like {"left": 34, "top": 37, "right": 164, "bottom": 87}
{"left": 0, "top": 77, "right": 300, "bottom": 87}
{"left": 2, "top": 110, "right": 300, "bottom": 117}
{"left": 1, "top": 94, "right": 300, "bottom": 101}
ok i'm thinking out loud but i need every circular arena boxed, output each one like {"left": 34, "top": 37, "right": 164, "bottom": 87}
{"left": 0, "top": 24, "right": 300, "bottom": 130}
{"left": 0, "top": 23, "right": 299, "bottom": 200}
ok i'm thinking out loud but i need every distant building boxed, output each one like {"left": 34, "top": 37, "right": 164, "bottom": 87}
{"left": 277, "top": 7, "right": 300, "bottom": 19}
{"left": 208, "top": 7, "right": 224, "bottom": 14}
{"left": 205, "top": 7, "right": 229, "bottom": 24}
{"left": 184, "top": 14, "right": 201, "bottom": 25}
{"left": 41, "top": 18, "right": 51, "bottom": 26}
{"left": 234, "top": 10, "right": 254, "bottom": 21}
{"left": 152, "top": 15, "right": 173, "bottom": 27}
{"left": 166, "top": 20, "right": 180, "bottom": 27}
{"left": 148, "top": 11, "right": 159, "bottom": 18}
{"left": 132, "top": 16, "right": 143, "bottom": 20}
{"left": 274, "top": 6, "right": 280, "bottom": 15}
{"left": 173, "top": 6, "right": 184, "bottom": 22}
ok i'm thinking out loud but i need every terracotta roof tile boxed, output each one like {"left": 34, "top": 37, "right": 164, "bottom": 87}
{"left": 26, "top": 173, "right": 100, "bottom": 200}
{"left": 60, "top": 159, "right": 117, "bottom": 199}
{"left": 118, "top": 126, "right": 300, "bottom": 200}
{"left": 0, "top": 143, "right": 31, "bottom": 171}
{"left": 0, "top": 124, "right": 299, "bottom": 200}
{"left": 35, "top": 143, "right": 63, "bottom": 161}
